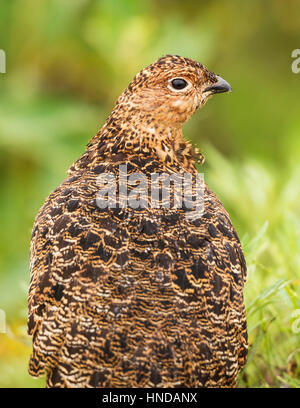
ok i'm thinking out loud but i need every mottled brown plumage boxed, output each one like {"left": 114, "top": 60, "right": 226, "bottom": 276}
{"left": 28, "top": 55, "right": 247, "bottom": 388}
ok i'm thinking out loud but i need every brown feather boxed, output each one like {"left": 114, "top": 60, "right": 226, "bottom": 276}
{"left": 28, "top": 55, "right": 247, "bottom": 387}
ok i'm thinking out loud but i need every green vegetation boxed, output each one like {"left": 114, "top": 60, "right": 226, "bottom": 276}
{"left": 0, "top": 0, "right": 299, "bottom": 388}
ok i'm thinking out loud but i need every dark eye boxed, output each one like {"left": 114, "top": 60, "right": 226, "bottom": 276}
{"left": 170, "top": 78, "right": 188, "bottom": 90}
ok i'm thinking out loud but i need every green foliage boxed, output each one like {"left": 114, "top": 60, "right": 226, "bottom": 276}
{"left": 0, "top": 0, "right": 299, "bottom": 388}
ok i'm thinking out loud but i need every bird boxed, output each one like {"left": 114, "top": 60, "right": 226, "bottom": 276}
{"left": 28, "top": 54, "right": 248, "bottom": 388}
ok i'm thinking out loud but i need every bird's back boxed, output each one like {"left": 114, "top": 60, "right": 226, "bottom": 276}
{"left": 28, "top": 151, "right": 247, "bottom": 387}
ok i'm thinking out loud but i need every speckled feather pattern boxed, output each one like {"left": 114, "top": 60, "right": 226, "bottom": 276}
{"left": 28, "top": 55, "right": 248, "bottom": 388}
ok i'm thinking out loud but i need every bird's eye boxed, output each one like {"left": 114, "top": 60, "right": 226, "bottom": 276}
{"left": 170, "top": 78, "right": 189, "bottom": 91}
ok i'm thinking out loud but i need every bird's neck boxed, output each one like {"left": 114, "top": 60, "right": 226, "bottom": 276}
{"left": 71, "top": 107, "right": 204, "bottom": 174}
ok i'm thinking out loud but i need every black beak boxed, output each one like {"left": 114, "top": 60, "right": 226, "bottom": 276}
{"left": 203, "top": 75, "right": 232, "bottom": 94}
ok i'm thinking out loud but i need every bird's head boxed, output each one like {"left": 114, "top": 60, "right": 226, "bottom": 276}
{"left": 116, "top": 54, "right": 232, "bottom": 128}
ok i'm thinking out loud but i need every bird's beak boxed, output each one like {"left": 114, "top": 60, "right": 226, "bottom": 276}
{"left": 203, "top": 75, "right": 232, "bottom": 94}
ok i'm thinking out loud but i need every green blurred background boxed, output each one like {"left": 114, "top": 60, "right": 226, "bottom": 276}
{"left": 0, "top": 0, "right": 300, "bottom": 388}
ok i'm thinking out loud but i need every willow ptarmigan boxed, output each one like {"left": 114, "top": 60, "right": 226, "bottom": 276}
{"left": 28, "top": 55, "right": 248, "bottom": 388}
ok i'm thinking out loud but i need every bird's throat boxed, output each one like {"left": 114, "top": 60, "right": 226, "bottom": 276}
{"left": 90, "top": 115, "right": 198, "bottom": 171}
{"left": 70, "top": 107, "right": 203, "bottom": 175}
